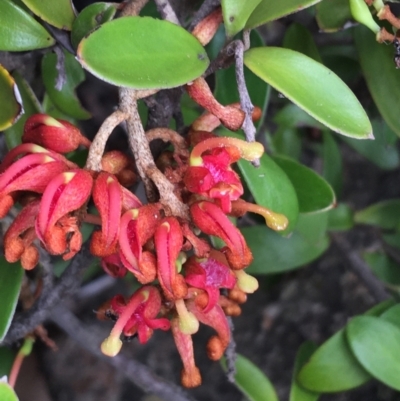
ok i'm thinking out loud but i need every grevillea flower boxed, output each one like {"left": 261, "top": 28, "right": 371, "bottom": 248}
{"left": 171, "top": 317, "right": 202, "bottom": 388}
{"left": 187, "top": 299, "right": 230, "bottom": 362}
{"left": 91, "top": 172, "right": 122, "bottom": 257}
{"left": 101, "top": 286, "right": 170, "bottom": 356}
{"left": 186, "top": 77, "right": 245, "bottom": 131}
{"left": 190, "top": 201, "right": 253, "bottom": 269}
{"left": 3, "top": 199, "right": 40, "bottom": 270}
{"left": 101, "top": 253, "right": 127, "bottom": 278}
{"left": 0, "top": 143, "right": 76, "bottom": 173}
{"left": 23, "top": 114, "right": 91, "bottom": 153}
{"left": 35, "top": 169, "right": 93, "bottom": 258}
{"left": 154, "top": 217, "right": 188, "bottom": 300}
{"left": 184, "top": 252, "right": 236, "bottom": 312}
{"left": 118, "top": 204, "right": 161, "bottom": 284}
{"left": 184, "top": 136, "right": 264, "bottom": 212}
{"left": 0, "top": 153, "right": 69, "bottom": 218}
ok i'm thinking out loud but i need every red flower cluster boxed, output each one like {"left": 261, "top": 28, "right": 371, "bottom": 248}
{"left": 1, "top": 107, "right": 288, "bottom": 387}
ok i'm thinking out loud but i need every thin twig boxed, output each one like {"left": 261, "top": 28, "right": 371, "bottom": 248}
{"left": 54, "top": 46, "right": 66, "bottom": 91}
{"left": 2, "top": 243, "right": 94, "bottom": 346}
{"left": 49, "top": 304, "right": 198, "bottom": 401}
{"left": 154, "top": 0, "right": 180, "bottom": 25}
{"left": 224, "top": 316, "right": 237, "bottom": 383}
{"left": 331, "top": 233, "right": 390, "bottom": 302}
{"left": 228, "top": 40, "right": 256, "bottom": 144}
{"left": 188, "top": 0, "right": 220, "bottom": 31}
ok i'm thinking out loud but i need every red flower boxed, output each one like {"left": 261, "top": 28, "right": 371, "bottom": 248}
{"left": 118, "top": 204, "right": 161, "bottom": 284}
{"left": 154, "top": 217, "right": 188, "bottom": 300}
{"left": 35, "top": 169, "right": 93, "bottom": 258}
{"left": 184, "top": 252, "right": 236, "bottom": 312}
{"left": 91, "top": 172, "right": 122, "bottom": 257}
{"left": 3, "top": 199, "right": 40, "bottom": 270}
{"left": 101, "top": 286, "right": 170, "bottom": 356}
{"left": 0, "top": 153, "right": 69, "bottom": 218}
{"left": 184, "top": 136, "right": 264, "bottom": 213}
{"left": 190, "top": 201, "right": 253, "bottom": 269}
{"left": 23, "top": 114, "right": 91, "bottom": 153}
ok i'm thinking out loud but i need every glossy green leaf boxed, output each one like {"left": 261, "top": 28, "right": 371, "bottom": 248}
{"left": 380, "top": 304, "right": 400, "bottom": 329}
{"left": 42, "top": 93, "right": 77, "bottom": 124}
{"left": 224, "top": 353, "right": 279, "bottom": 401}
{"left": 21, "top": 0, "right": 75, "bottom": 30}
{"left": 283, "top": 23, "right": 322, "bottom": 62}
{"left": 354, "top": 200, "right": 400, "bottom": 230}
{"left": 244, "top": 213, "right": 329, "bottom": 274}
{"left": 271, "top": 127, "right": 302, "bottom": 160}
{"left": 71, "top": 2, "right": 117, "bottom": 48}
{"left": 0, "top": 258, "right": 24, "bottom": 341}
{"left": 273, "top": 104, "right": 324, "bottom": 130}
{"left": 0, "top": 0, "right": 54, "bottom": 50}
{"left": 341, "top": 120, "right": 399, "bottom": 170}
{"left": 4, "top": 71, "right": 42, "bottom": 149}
{"left": 0, "top": 347, "right": 15, "bottom": 378}
{"left": 0, "top": 65, "right": 23, "bottom": 131}
{"left": 0, "top": 382, "right": 19, "bottom": 401}
{"left": 290, "top": 342, "right": 320, "bottom": 401}
{"left": 215, "top": 30, "right": 269, "bottom": 125}
{"left": 355, "top": 26, "right": 400, "bottom": 137}
{"left": 362, "top": 251, "right": 400, "bottom": 288}
{"left": 77, "top": 16, "right": 209, "bottom": 89}
{"left": 327, "top": 203, "right": 354, "bottom": 231}
{"left": 298, "top": 330, "right": 371, "bottom": 393}
{"left": 245, "top": 0, "right": 323, "bottom": 29}
{"left": 272, "top": 155, "right": 335, "bottom": 214}
{"left": 346, "top": 316, "right": 400, "bottom": 390}
{"left": 42, "top": 50, "right": 91, "bottom": 120}
{"left": 221, "top": 0, "right": 261, "bottom": 37}
{"left": 244, "top": 47, "right": 372, "bottom": 139}
{"left": 322, "top": 131, "right": 343, "bottom": 197}
{"left": 316, "top": 0, "right": 352, "bottom": 32}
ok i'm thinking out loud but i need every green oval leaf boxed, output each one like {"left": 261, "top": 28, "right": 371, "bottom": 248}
{"left": 354, "top": 199, "right": 400, "bottom": 230}
{"left": 0, "top": 0, "right": 54, "bottom": 50}
{"left": 272, "top": 155, "right": 336, "bottom": 214}
{"left": 0, "top": 65, "right": 23, "bottom": 131}
{"left": 283, "top": 23, "right": 322, "bottom": 63}
{"left": 271, "top": 127, "right": 302, "bottom": 160}
{"left": 0, "top": 258, "right": 24, "bottom": 342}
{"left": 316, "top": 0, "right": 352, "bottom": 32}
{"left": 21, "top": 0, "right": 75, "bottom": 30}
{"left": 71, "top": 2, "right": 118, "bottom": 48}
{"left": 4, "top": 71, "right": 42, "bottom": 149}
{"left": 0, "top": 381, "right": 19, "bottom": 401}
{"left": 244, "top": 47, "right": 373, "bottom": 139}
{"left": 362, "top": 251, "right": 400, "bottom": 289}
{"left": 0, "top": 347, "right": 15, "bottom": 378}
{"left": 243, "top": 213, "right": 329, "bottom": 274}
{"left": 354, "top": 26, "right": 400, "bottom": 137}
{"left": 245, "top": 0, "right": 323, "bottom": 29}
{"left": 221, "top": 0, "right": 261, "bottom": 38}
{"left": 222, "top": 353, "right": 279, "bottom": 401}
{"left": 290, "top": 342, "right": 320, "bottom": 401}
{"left": 77, "top": 16, "right": 209, "bottom": 89}
{"left": 341, "top": 120, "right": 399, "bottom": 170}
{"left": 346, "top": 316, "right": 400, "bottom": 391}
{"left": 297, "top": 330, "right": 371, "bottom": 393}
{"left": 42, "top": 50, "right": 91, "bottom": 120}
{"left": 327, "top": 203, "right": 354, "bottom": 231}
{"left": 322, "top": 131, "right": 343, "bottom": 197}
{"left": 380, "top": 304, "right": 400, "bottom": 329}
